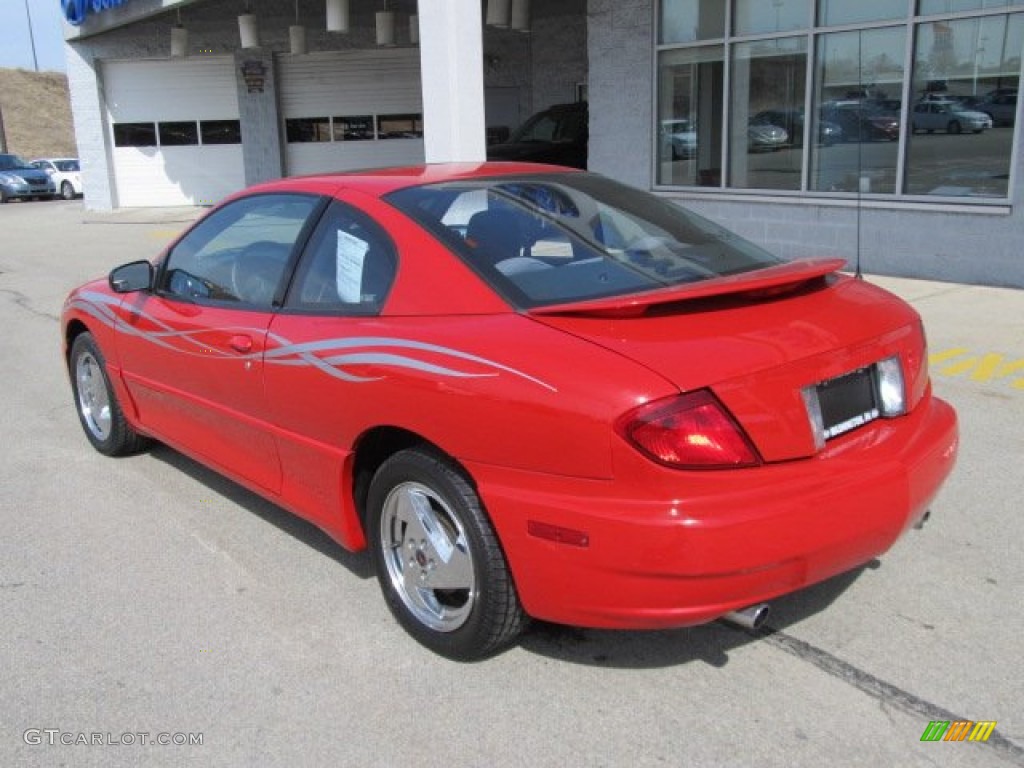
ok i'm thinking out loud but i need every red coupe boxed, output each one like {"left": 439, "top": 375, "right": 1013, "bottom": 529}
{"left": 62, "top": 163, "right": 958, "bottom": 660}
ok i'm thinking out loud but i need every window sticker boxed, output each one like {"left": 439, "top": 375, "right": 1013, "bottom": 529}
{"left": 336, "top": 230, "right": 368, "bottom": 302}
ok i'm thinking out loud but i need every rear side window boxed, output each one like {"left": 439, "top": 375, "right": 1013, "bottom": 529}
{"left": 285, "top": 201, "right": 397, "bottom": 315}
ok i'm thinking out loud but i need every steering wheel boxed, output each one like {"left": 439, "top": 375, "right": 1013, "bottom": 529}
{"left": 230, "top": 241, "right": 288, "bottom": 305}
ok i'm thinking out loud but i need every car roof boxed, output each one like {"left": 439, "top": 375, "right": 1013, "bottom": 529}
{"left": 242, "top": 161, "right": 584, "bottom": 199}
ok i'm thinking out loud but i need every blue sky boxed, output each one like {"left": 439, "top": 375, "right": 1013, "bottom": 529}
{"left": 0, "top": 0, "right": 67, "bottom": 72}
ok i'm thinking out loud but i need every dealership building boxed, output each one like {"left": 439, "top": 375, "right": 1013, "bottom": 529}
{"left": 63, "top": 0, "right": 1024, "bottom": 287}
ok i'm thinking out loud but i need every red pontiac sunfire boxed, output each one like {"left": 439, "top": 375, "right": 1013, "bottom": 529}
{"left": 62, "top": 163, "right": 958, "bottom": 660}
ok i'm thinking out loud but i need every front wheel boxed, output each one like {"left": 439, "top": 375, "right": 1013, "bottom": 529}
{"left": 61, "top": 181, "right": 75, "bottom": 200}
{"left": 367, "top": 448, "right": 526, "bottom": 660}
{"left": 69, "top": 332, "right": 150, "bottom": 456}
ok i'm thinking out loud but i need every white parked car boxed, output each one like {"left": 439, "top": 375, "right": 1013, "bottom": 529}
{"left": 30, "top": 158, "right": 83, "bottom": 200}
{"left": 660, "top": 119, "right": 698, "bottom": 159}
{"left": 911, "top": 101, "right": 992, "bottom": 134}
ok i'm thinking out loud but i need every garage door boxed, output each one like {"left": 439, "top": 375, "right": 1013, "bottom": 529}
{"left": 104, "top": 58, "right": 245, "bottom": 207}
{"left": 277, "top": 49, "right": 424, "bottom": 176}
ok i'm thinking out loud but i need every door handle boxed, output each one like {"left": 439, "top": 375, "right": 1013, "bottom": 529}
{"left": 228, "top": 335, "right": 253, "bottom": 354}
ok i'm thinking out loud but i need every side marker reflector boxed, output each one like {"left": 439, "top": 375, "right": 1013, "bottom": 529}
{"left": 527, "top": 521, "right": 590, "bottom": 548}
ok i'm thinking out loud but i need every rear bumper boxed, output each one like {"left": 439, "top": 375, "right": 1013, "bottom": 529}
{"left": 470, "top": 394, "right": 958, "bottom": 629}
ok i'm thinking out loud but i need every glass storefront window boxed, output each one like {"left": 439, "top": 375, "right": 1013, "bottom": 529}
{"left": 656, "top": 0, "right": 1023, "bottom": 201}
{"left": 810, "top": 27, "right": 906, "bottom": 193}
{"left": 657, "top": 46, "right": 725, "bottom": 186}
{"left": 729, "top": 37, "right": 808, "bottom": 190}
{"left": 661, "top": 0, "right": 726, "bottom": 44}
{"left": 905, "top": 13, "right": 1023, "bottom": 196}
{"left": 818, "top": 0, "right": 905, "bottom": 26}
{"left": 918, "top": 1, "right": 1013, "bottom": 15}
{"left": 734, "top": 0, "right": 808, "bottom": 35}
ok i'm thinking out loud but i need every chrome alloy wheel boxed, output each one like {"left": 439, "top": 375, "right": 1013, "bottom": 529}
{"left": 380, "top": 481, "right": 476, "bottom": 632}
{"left": 75, "top": 350, "right": 112, "bottom": 441}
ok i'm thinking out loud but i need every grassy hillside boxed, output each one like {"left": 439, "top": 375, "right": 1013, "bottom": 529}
{"left": 0, "top": 68, "right": 77, "bottom": 159}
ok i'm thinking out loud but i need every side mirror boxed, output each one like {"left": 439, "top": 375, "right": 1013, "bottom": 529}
{"left": 109, "top": 261, "right": 154, "bottom": 293}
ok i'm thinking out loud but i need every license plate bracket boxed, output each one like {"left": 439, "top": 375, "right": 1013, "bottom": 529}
{"left": 814, "top": 366, "right": 879, "bottom": 440}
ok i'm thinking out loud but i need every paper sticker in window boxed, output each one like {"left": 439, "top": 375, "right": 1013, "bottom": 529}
{"left": 336, "top": 230, "right": 368, "bottom": 302}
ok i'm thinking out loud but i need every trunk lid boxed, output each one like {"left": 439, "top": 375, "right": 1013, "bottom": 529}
{"left": 529, "top": 271, "right": 927, "bottom": 462}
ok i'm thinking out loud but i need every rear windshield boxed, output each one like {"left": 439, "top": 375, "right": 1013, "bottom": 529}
{"left": 384, "top": 173, "right": 782, "bottom": 308}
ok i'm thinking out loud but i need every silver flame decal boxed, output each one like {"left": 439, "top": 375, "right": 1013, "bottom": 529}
{"left": 69, "top": 292, "right": 556, "bottom": 391}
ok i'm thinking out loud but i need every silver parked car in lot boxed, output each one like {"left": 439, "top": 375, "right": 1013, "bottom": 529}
{"left": 0, "top": 153, "right": 56, "bottom": 202}
{"left": 911, "top": 100, "right": 992, "bottom": 134}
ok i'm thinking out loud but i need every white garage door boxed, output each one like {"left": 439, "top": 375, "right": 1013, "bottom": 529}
{"left": 104, "top": 58, "right": 245, "bottom": 207}
{"left": 277, "top": 49, "right": 424, "bottom": 176}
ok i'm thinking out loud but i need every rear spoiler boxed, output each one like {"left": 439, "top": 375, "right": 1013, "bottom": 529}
{"left": 528, "top": 258, "right": 846, "bottom": 318}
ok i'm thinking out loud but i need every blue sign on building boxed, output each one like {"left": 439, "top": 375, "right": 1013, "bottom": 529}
{"left": 62, "top": 0, "right": 131, "bottom": 27}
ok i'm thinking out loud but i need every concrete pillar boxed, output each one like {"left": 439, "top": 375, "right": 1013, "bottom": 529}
{"left": 234, "top": 49, "right": 284, "bottom": 185}
{"left": 417, "top": 0, "right": 486, "bottom": 163}
{"left": 65, "top": 43, "right": 117, "bottom": 210}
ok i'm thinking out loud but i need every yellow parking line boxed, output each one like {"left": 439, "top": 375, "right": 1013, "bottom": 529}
{"left": 148, "top": 228, "right": 183, "bottom": 240}
{"left": 930, "top": 348, "right": 1024, "bottom": 392}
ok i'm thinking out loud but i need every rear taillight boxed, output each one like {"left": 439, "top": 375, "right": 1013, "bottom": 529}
{"left": 617, "top": 390, "right": 761, "bottom": 469}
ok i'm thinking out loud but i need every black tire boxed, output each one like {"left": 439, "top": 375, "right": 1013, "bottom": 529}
{"left": 948, "top": 120, "right": 962, "bottom": 134}
{"left": 61, "top": 181, "right": 75, "bottom": 200}
{"left": 69, "top": 332, "right": 150, "bottom": 457}
{"left": 367, "top": 448, "right": 526, "bottom": 660}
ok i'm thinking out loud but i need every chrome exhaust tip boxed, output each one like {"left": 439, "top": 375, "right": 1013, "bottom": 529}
{"left": 721, "top": 603, "right": 770, "bottom": 631}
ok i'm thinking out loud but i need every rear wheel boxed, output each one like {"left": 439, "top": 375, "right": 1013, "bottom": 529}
{"left": 69, "top": 333, "right": 150, "bottom": 456}
{"left": 367, "top": 448, "right": 526, "bottom": 660}
{"left": 61, "top": 181, "right": 75, "bottom": 200}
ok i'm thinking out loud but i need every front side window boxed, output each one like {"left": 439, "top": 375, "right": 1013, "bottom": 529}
{"left": 161, "top": 194, "right": 320, "bottom": 307}
{"left": 386, "top": 173, "right": 782, "bottom": 309}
